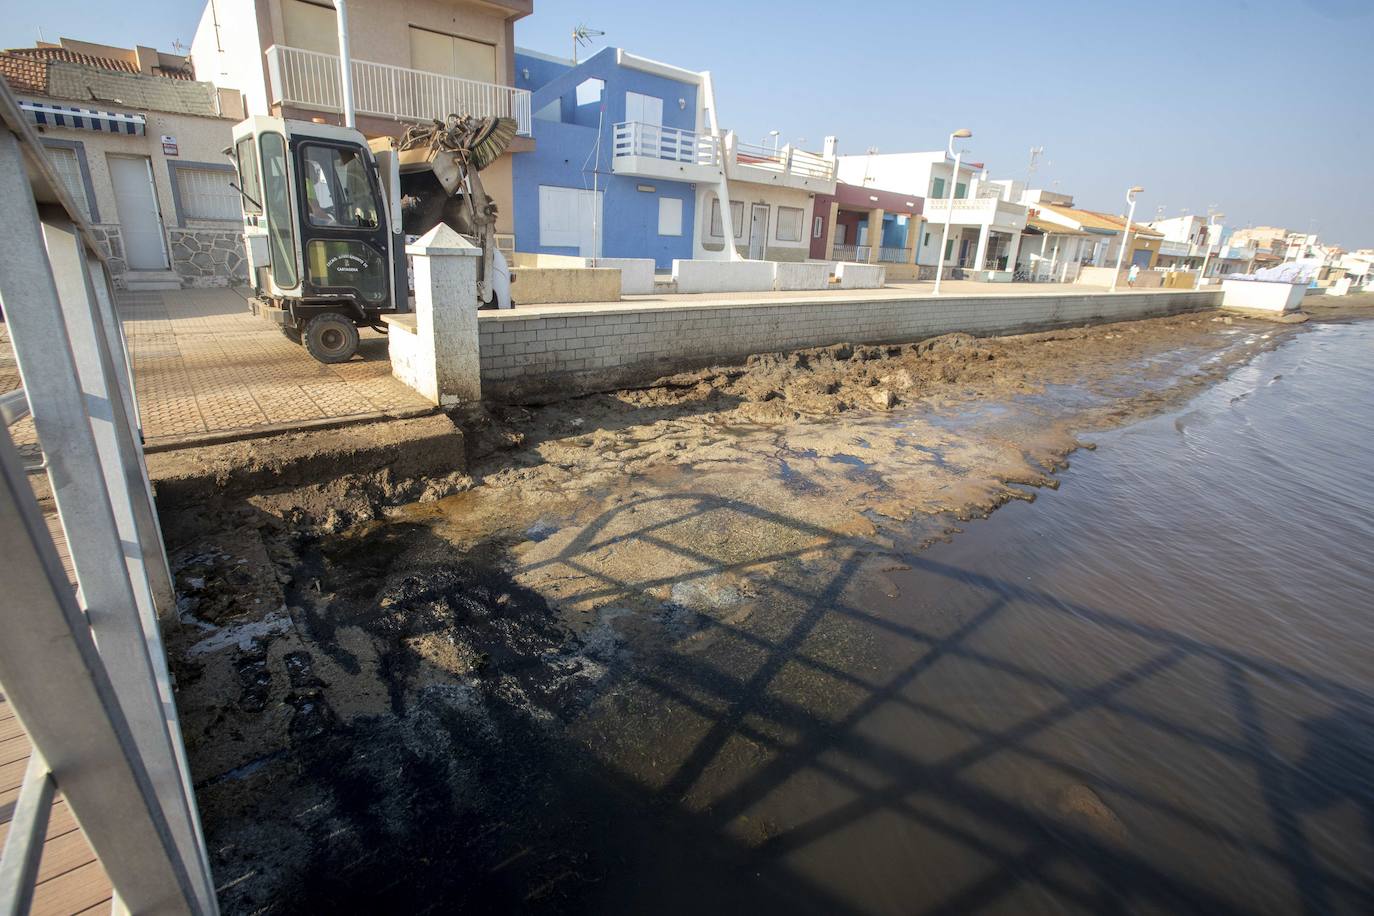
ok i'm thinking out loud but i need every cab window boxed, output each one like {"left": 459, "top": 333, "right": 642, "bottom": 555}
{"left": 234, "top": 135, "right": 261, "bottom": 214}
{"left": 302, "top": 144, "right": 379, "bottom": 229}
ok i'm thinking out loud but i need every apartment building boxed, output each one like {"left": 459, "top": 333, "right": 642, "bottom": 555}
{"left": 191, "top": 0, "right": 534, "bottom": 246}
{"left": 0, "top": 37, "right": 247, "bottom": 288}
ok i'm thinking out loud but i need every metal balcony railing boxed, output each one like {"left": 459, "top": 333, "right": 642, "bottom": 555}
{"left": 730, "top": 139, "right": 837, "bottom": 182}
{"left": 0, "top": 82, "right": 216, "bottom": 915}
{"left": 612, "top": 121, "right": 719, "bottom": 165}
{"left": 267, "top": 45, "right": 532, "bottom": 136}
{"left": 877, "top": 246, "right": 911, "bottom": 263}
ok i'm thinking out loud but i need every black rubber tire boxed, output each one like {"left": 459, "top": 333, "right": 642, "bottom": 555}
{"left": 302, "top": 313, "right": 359, "bottom": 363}
{"left": 280, "top": 325, "right": 302, "bottom": 344}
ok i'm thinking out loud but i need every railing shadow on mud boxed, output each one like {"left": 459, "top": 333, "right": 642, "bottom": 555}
{"left": 510, "top": 489, "right": 1374, "bottom": 915}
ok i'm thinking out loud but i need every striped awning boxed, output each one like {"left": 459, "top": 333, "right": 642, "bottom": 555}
{"left": 19, "top": 99, "right": 146, "bottom": 135}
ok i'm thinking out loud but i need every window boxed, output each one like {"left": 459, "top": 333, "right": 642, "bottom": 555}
{"left": 625, "top": 91, "right": 663, "bottom": 127}
{"left": 301, "top": 145, "right": 379, "bottom": 229}
{"left": 709, "top": 198, "right": 743, "bottom": 238}
{"left": 408, "top": 26, "right": 496, "bottom": 83}
{"left": 923, "top": 231, "right": 931, "bottom": 246}
{"left": 930, "top": 176, "right": 946, "bottom": 199}
{"left": 575, "top": 78, "right": 604, "bottom": 107}
{"left": 260, "top": 132, "right": 297, "bottom": 288}
{"left": 813, "top": 216, "right": 824, "bottom": 239}
{"left": 538, "top": 185, "right": 600, "bottom": 252}
{"left": 234, "top": 136, "right": 261, "bottom": 213}
{"left": 175, "top": 166, "right": 241, "bottom": 221}
{"left": 282, "top": 0, "right": 338, "bottom": 55}
{"left": 658, "top": 197, "right": 682, "bottom": 236}
{"left": 43, "top": 144, "right": 92, "bottom": 220}
{"left": 944, "top": 239, "right": 954, "bottom": 261}
{"left": 955, "top": 182, "right": 967, "bottom": 199}
{"left": 776, "top": 206, "right": 803, "bottom": 242}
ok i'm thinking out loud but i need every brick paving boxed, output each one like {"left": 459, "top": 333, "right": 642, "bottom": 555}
{"left": 116, "top": 287, "right": 433, "bottom": 445}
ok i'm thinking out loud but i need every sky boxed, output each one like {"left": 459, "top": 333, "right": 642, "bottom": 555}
{"left": 2, "top": 0, "right": 1371, "bottom": 247}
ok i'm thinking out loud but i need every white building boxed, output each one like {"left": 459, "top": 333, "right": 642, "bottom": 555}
{"left": 837, "top": 150, "right": 1026, "bottom": 272}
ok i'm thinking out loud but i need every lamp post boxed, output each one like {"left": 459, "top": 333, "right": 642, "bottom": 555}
{"left": 1197, "top": 211, "right": 1224, "bottom": 286}
{"left": 1110, "top": 185, "right": 1144, "bottom": 292}
{"left": 768, "top": 129, "right": 781, "bottom": 153}
{"left": 932, "top": 128, "right": 972, "bottom": 296}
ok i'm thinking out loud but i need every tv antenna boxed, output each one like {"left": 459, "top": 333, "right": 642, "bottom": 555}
{"left": 572, "top": 24, "right": 604, "bottom": 65}
{"left": 1026, "top": 145, "right": 1046, "bottom": 186}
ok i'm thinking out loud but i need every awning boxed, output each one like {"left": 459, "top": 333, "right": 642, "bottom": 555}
{"left": 19, "top": 99, "right": 145, "bottom": 135}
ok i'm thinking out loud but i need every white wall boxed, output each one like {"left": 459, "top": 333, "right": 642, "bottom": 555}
{"left": 192, "top": 0, "right": 269, "bottom": 118}
{"left": 694, "top": 184, "right": 815, "bottom": 261}
{"left": 835, "top": 150, "right": 976, "bottom": 199}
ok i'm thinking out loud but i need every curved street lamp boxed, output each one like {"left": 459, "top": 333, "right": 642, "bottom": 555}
{"left": 932, "top": 128, "right": 973, "bottom": 296}
{"left": 1110, "top": 185, "right": 1145, "bottom": 292}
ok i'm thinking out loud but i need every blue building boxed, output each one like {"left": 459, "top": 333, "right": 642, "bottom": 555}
{"left": 512, "top": 47, "right": 706, "bottom": 269}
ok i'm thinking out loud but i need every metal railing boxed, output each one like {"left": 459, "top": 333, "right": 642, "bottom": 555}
{"left": 0, "top": 81, "right": 217, "bottom": 915}
{"left": 831, "top": 244, "right": 869, "bottom": 262}
{"left": 729, "top": 139, "right": 838, "bottom": 182}
{"left": 267, "top": 44, "right": 532, "bottom": 136}
{"left": 612, "top": 121, "right": 718, "bottom": 165}
{"left": 877, "top": 246, "right": 911, "bottom": 263}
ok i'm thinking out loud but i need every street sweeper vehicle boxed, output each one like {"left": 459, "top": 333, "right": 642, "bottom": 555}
{"left": 227, "top": 114, "right": 516, "bottom": 363}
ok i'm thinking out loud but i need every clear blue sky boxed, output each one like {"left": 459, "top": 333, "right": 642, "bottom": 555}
{"left": 3, "top": 0, "right": 1370, "bottom": 247}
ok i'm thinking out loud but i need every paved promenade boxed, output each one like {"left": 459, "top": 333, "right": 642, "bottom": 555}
{"left": 116, "top": 288, "right": 433, "bottom": 448}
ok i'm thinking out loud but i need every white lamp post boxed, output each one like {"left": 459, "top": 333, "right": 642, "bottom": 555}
{"left": 768, "top": 129, "right": 781, "bottom": 154}
{"left": 1110, "top": 185, "right": 1145, "bottom": 292}
{"left": 1197, "top": 211, "right": 1224, "bottom": 285}
{"left": 932, "top": 128, "right": 972, "bottom": 296}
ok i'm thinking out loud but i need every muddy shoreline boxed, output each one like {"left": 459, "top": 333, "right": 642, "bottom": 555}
{"left": 160, "top": 299, "right": 1373, "bottom": 913}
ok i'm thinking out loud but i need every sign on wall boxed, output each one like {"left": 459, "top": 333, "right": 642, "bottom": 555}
{"left": 161, "top": 135, "right": 179, "bottom": 156}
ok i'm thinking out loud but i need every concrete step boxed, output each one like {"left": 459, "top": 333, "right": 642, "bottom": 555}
{"left": 122, "top": 269, "right": 181, "bottom": 291}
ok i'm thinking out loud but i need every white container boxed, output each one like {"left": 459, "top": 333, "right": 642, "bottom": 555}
{"left": 1221, "top": 279, "right": 1306, "bottom": 312}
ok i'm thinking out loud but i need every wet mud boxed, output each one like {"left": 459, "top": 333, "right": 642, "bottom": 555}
{"left": 159, "top": 301, "right": 1373, "bottom": 913}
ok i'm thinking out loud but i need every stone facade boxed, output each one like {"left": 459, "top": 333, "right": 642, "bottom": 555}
{"left": 169, "top": 228, "right": 249, "bottom": 287}
{"left": 87, "top": 225, "right": 127, "bottom": 279}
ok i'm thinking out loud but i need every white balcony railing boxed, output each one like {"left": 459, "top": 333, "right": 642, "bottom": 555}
{"left": 832, "top": 243, "right": 869, "bottom": 262}
{"left": 878, "top": 245, "right": 911, "bottom": 263}
{"left": 266, "top": 45, "right": 532, "bottom": 136}
{"left": 613, "top": 121, "right": 719, "bottom": 166}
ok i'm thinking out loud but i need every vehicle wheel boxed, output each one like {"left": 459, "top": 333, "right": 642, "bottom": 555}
{"left": 281, "top": 324, "right": 302, "bottom": 344}
{"left": 302, "top": 313, "right": 359, "bottom": 363}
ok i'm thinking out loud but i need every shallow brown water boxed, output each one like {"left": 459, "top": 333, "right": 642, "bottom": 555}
{"left": 682, "top": 320, "right": 1374, "bottom": 915}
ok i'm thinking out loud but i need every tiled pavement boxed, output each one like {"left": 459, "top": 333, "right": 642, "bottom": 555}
{"left": 117, "top": 287, "right": 433, "bottom": 446}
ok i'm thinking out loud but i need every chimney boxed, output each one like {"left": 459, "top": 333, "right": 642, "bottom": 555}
{"left": 823, "top": 136, "right": 838, "bottom": 158}
{"left": 134, "top": 45, "right": 158, "bottom": 75}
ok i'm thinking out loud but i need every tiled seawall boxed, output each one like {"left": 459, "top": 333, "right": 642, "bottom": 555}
{"left": 477, "top": 289, "right": 1221, "bottom": 401}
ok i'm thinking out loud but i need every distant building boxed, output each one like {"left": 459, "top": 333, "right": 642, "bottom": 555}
{"left": 0, "top": 37, "right": 247, "bottom": 288}
{"left": 838, "top": 151, "right": 1026, "bottom": 271}
{"left": 809, "top": 181, "right": 923, "bottom": 273}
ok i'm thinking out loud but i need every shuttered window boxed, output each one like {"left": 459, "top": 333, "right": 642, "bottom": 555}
{"left": 283, "top": 0, "right": 339, "bottom": 55}
{"left": 776, "top": 206, "right": 803, "bottom": 242}
{"left": 657, "top": 197, "right": 682, "bottom": 236}
{"left": 409, "top": 26, "right": 497, "bottom": 83}
{"left": 44, "top": 145, "right": 92, "bottom": 220}
{"left": 175, "top": 167, "right": 241, "bottom": 221}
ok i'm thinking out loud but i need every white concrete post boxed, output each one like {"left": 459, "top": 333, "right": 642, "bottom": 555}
{"left": 973, "top": 224, "right": 990, "bottom": 271}
{"left": 396, "top": 224, "right": 482, "bottom": 405}
{"left": 1005, "top": 231, "right": 1022, "bottom": 275}
{"left": 867, "top": 208, "right": 884, "bottom": 264}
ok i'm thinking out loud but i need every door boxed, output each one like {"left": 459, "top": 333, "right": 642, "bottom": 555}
{"left": 749, "top": 204, "right": 769, "bottom": 260}
{"left": 108, "top": 155, "right": 168, "bottom": 270}
{"left": 538, "top": 186, "right": 602, "bottom": 258}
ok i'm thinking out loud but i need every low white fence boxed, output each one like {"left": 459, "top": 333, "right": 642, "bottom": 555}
{"left": 612, "top": 121, "right": 718, "bottom": 166}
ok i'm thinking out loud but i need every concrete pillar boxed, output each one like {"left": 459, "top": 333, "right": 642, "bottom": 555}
{"left": 907, "top": 217, "right": 920, "bottom": 265}
{"left": 823, "top": 201, "right": 839, "bottom": 261}
{"left": 1005, "top": 230, "right": 1022, "bottom": 275}
{"left": 867, "top": 208, "right": 885, "bottom": 263}
{"left": 973, "top": 223, "right": 990, "bottom": 271}
{"left": 391, "top": 223, "right": 482, "bottom": 405}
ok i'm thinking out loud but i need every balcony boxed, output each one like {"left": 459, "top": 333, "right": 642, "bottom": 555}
{"left": 266, "top": 45, "right": 531, "bottom": 135}
{"left": 726, "top": 137, "right": 837, "bottom": 192}
{"left": 611, "top": 121, "right": 722, "bottom": 183}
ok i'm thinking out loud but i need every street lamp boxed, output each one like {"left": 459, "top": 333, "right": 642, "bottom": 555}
{"left": 932, "top": 128, "right": 973, "bottom": 296}
{"left": 1110, "top": 185, "right": 1145, "bottom": 292}
{"left": 768, "top": 129, "right": 781, "bottom": 153}
{"left": 1197, "top": 211, "right": 1224, "bottom": 286}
